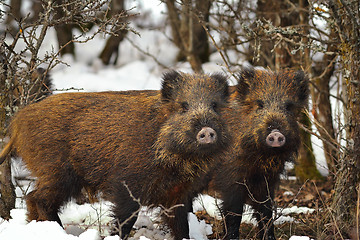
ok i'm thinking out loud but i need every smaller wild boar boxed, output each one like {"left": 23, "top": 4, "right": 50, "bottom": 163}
{"left": 0, "top": 71, "right": 231, "bottom": 240}
{"left": 212, "top": 68, "right": 309, "bottom": 239}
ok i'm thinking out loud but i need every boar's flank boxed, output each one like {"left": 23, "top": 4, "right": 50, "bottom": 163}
{"left": 213, "top": 68, "right": 309, "bottom": 240}
{"left": 0, "top": 71, "right": 231, "bottom": 240}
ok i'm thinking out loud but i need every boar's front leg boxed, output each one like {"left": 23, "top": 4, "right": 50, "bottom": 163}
{"left": 222, "top": 184, "right": 246, "bottom": 240}
{"left": 112, "top": 193, "right": 140, "bottom": 239}
{"left": 250, "top": 180, "right": 276, "bottom": 240}
{"left": 164, "top": 202, "right": 191, "bottom": 240}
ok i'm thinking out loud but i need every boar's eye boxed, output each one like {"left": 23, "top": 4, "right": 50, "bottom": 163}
{"left": 211, "top": 102, "right": 218, "bottom": 112}
{"left": 181, "top": 102, "right": 189, "bottom": 112}
{"left": 255, "top": 100, "right": 264, "bottom": 110}
{"left": 285, "top": 101, "right": 295, "bottom": 112}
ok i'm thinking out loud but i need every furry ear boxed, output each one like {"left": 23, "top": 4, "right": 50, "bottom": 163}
{"left": 293, "top": 70, "right": 310, "bottom": 106}
{"left": 161, "top": 71, "right": 182, "bottom": 102}
{"left": 210, "top": 73, "right": 229, "bottom": 100}
{"left": 236, "top": 68, "right": 255, "bottom": 100}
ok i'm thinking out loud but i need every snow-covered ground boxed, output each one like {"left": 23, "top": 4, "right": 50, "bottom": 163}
{"left": 0, "top": 1, "right": 322, "bottom": 239}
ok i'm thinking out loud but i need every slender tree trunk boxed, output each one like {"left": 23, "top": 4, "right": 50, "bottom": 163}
{"left": 30, "top": 0, "right": 44, "bottom": 22}
{"left": 296, "top": 0, "right": 323, "bottom": 180}
{"left": 250, "top": 0, "right": 283, "bottom": 69}
{"left": 0, "top": 102, "right": 15, "bottom": 219}
{"left": 0, "top": 156, "right": 16, "bottom": 220}
{"left": 0, "top": 51, "right": 16, "bottom": 219}
{"left": 5, "top": 0, "right": 22, "bottom": 24}
{"left": 311, "top": 28, "right": 338, "bottom": 176}
{"left": 295, "top": 112, "right": 323, "bottom": 181}
{"left": 99, "top": 0, "right": 127, "bottom": 65}
{"left": 165, "top": 0, "right": 211, "bottom": 72}
{"left": 54, "top": 0, "right": 75, "bottom": 56}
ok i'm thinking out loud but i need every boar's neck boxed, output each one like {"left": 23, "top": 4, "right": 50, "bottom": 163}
{"left": 237, "top": 151, "right": 293, "bottom": 178}
{"left": 142, "top": 154, "right": 216, "bottom": 207}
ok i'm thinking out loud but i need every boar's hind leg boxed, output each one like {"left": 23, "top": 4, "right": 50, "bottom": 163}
{"left": 26, "top": 170, "right": 83, "bottom": 227}
{"left": 26, "top": 189, "right": 63, "bottom": 226}
{"left": 26, "top": 191, "right": 40, "bottom": 222}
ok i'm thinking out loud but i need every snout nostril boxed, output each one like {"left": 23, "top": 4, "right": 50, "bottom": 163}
{"left": 268, "top": 137, "right": 274, "bottom": 142}
{"left": 200, "top": 134, "right": 206, "bottom": 139}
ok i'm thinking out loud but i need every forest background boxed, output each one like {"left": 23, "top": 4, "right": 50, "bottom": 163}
{"left": 0, "top": 0, "right": 360, "bottom": 239}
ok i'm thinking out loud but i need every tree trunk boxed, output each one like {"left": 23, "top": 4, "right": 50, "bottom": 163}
{"left": 5, "top": 0, "right": 22, "bottom": 24}
{"left": 295, "top": 0, "right": 323, "bottom": 181}
{"left": 54, "top": 0, "right": 75, "bottom": 56}
{"left": 249, "top": 0, "right": 279, "bottom": 68}
{"left": 295, "top": 112, "right": 324, "bottom": 181}
{"left": 0, "top": 100, "right": 15, "bottom": 219}
{"left": 193, "top": 0, "right": 211, "bottom": 63}
{"left": 30, "top": 0, "right": 44, "bottom": 22}
{"left": 99, "top": 0, "right": 127, "bottom": 65}
{"left": 165, "top": 0, "right": 211, "bottom": 73}
{"left": 326, "top": 0, "right": 360, "bottom": 237}
{"left": 0, "top": 51, "right": 16, "bottom": 219}
{"left": 311, "top": 33, "right": 338, "bottom": 175}
{"left": 0, "top": 156, "right": 16, "bottom": 220}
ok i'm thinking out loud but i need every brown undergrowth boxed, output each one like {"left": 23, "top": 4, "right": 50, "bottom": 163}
{"left": 195, "top": 177, "right": 333, "bottom": 239}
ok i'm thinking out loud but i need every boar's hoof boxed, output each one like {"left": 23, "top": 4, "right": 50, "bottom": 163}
{"left": 197, "top": 127, "right": 217, "bottom": 144}
{"left": 266, "top": 129, "right": 285, "bottom": 147}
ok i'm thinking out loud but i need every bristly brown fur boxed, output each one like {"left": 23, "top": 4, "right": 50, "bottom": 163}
{"left": 0, "top": 71, "right": 231, "bottom": 240}
{"left": 212, "top": 67, "right": 309, "bottom": 240}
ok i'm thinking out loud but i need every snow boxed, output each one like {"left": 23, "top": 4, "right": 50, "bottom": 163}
{"left": 279, "top": 206, "right": 315, "bottom": 216}
{"left": 0, "top": 209, "right": 102, "bottom": 240}
{"left": 188, "top": 213, "right": 213, "bottom": 239}
{"left": 289, "top": 237, "right": 312, "bottom": 240}
{"left": 0, "top": 1, "right": 320, "bottom": 239}
{"left": 1, "top": 196, "right": 315, "bottom": 239}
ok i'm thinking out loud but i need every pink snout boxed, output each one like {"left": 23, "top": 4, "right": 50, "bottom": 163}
{"left": 197, "top": 127, "right": 217, "bottom": 144}
{"left": 266, "top": 129, "right": 286, "bottom": 147}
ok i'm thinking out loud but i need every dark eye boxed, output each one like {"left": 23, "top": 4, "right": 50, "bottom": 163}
{"left": 211, "top": 102, "right": 218, "bottom": 111}
{"left": 255, "top": 100, "right": 264, "bottom": 109}
{"left": 181, "top": 102, "right": 189, "bottom": 112}
{"left": 285, "top": 101, "right": 295, "bottom": 112}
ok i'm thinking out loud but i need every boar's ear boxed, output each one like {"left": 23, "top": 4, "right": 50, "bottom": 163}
{"left": 236, "top": 68, "right": 254, "bottom": 100}
{"left": 161, "top": 71, "right": 182, "bottom": 102}
{"left": 210, "top": 73, "right": 229, "bottom": 100}
{"left": 294, "top": 70, "right": 310, "bottom": 105}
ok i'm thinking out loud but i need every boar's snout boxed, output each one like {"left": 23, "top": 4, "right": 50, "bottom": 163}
{"left": 266, "top": 129, "right": 285, "bottom": 147}
{"left": 197, "top": 127, "right": 217, "bottom": 144}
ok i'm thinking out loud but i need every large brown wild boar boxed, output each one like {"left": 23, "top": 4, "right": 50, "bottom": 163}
{"left": 212, "top": 68, "right": 309, "bottom": 239}
{"left": 0, "top": 71, "right": 231, "bottom": 240}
